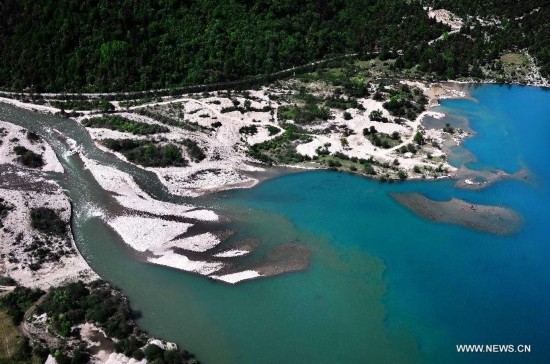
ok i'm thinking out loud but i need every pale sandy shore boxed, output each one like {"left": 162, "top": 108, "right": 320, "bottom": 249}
{"left": 0, "top": 79, "right": 476, "bottom": 286}
{"left": 0, "top": 121, "right": 97, "bottom": 288}
{"left": 0, "top": 120, "right": 64, "bottom": 173}
{"left": 211, "top": 270, "right": 263, "bottom": 284}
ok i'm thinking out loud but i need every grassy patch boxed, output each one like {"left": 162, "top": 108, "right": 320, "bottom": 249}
{"left": 82, "top": 115, "right": 169, "bottom": 135}
{"left": 500, "top": 53, "right": 528, "bottom": 65}
{"left": 0, "top": 309, "right": 25, "bottom": 360}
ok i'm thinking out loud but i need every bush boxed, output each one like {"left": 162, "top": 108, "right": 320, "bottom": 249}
{"left": 369, "top": 110, "right": 384, "bottom": 122}
{"left": 26, "top": 131, "right": 41, "bottom": 143}
{"left": 397, "top": 170, "right": 408, "bottom": 181}
{"left": 414, "top": 131, "right": 425, "bottom": 145}
{"left": 0, "top": 198, "right": 14, "bottom": 222}
{"left": 343, "top": 111, "right": 352, "bottom": 120}
{"left": 13, "top": 146, "right": 44, "bottom": 168}
{"left": 0, "top": 286, "right": 44, "bottom": 324}
{"left": 246, "top": 125, "right": 311, "bottom": 165}
{"left": 51, "top": 100, "right": 114, "bottom": 112}
{"left": 443, "top": 123, "right": 455, "bottom": 133}
{"left": 267, "top": 125, "right": 281, "bottom": 136}
{"left": 30, "top": 207, "right": 67, "bottom": 236}
{"left": 144, "top": 345, "right": 163, "bottom": 362}
{"left": 102, "top": 139, "right": 187, "bottom": 167}
{"left": 278, "top": 103, "right": 331, "bottom": 125}
{"left": 364, "top": 164, "right": 376, "bottom": 175}
{"left": 181, "top": 139, "right": 206, "bottom": 162}
{"left": 239, "top": 125, "right": 258, "bottom": 135}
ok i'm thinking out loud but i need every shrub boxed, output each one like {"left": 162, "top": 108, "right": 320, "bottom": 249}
{"left": 30, "top": 207, "right": 67, "bottom": 236}
{"left": 414, "top": 131, "right": 425, "bottom": 145}
{"left": 144, "top": 345, "right": 163, "bottom": 362}
{"left": 181, "top": 139, "right": 206, "bottom": 162}
{"left": 0, "top": 198, "right": 14, "bottom": 221}
{"left": 278, "top": 103, "right": 331, "bottom": 125}
{"left": 239, "top": 125, "right": 258, "bottom": 135}
{"left": 267, "top": 125, "right": 281, "bottom": 136}
{"left": 369, "top": 110, "right": 381, "bottom": 120}
{"left": 364, "top": 164, "right": 376, "bottom": 175}
{"left": 102, "top": 139, "right": 187, "bottom": 167}
{"left": 26, "top": 131, "right": 41, "bottom": 143}
{"left": 343, "top": 111, "right": 352, "bottom": 120}
{"left": 443, "top": 123, "right": 455, "bottom": 133}
{"left": 0, "top": 286, "right": 44, "bottom": 324}
{"left": 13, "top": 146, "right": 44, "bottom": 168}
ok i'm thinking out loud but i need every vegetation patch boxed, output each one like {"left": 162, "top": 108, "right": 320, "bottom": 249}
{"left": 35, "top": 281, "right": 197, "bottom": 363}
{"left": 82, "top": 115, "right": 169, "bottom": 135}
{"left": 13, "top": 146, "right": 44, "bottom": 169}
{"left": 239, "top": 125, "right": 258, "bottom": 136}
{"left": 278, "top": 102, "right": 330, "bottom": 125}
{"left": 26, "top": 131, "right": 41, "bottom": 144}
{"left": 324, "top": 96, "right": 362, "bottom": 110}
{"left": 0, "top": 309, "right": 33, "bottom": 363}
{"left": 102, "top": 139, "right": 187, "bottom": 167}
{"left": 363, "top": 127, "right": 401, "bottom": 149}
{"left": 0, "top": 286, "right": 44, "bottom": 325}
{"left": 0, "top": 198, "right": 14, "bottom": 225}
{"left": 30, "top": 207, "right": 67, "bottom": 236}
{"left": 382, "top": 84, "right": 427, "bottom": 120}
{"left": 247, "top": 124, "right": 312, "bottom": 165}
{"left": 136, "top": 109, "right": 209, "bottom": 132}
{"left": 50, "top": 100, "right": 114, "bottom": 112}
{"left": 369, "top": 110, "right": 390, "bottom": 123}
{"left": 181, "top": 139, "right": 206, "bottom": 162}
{"left": 267, "top": 125, "right": 281, "bottom": 136}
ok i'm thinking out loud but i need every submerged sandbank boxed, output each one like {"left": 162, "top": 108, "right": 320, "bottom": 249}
{"left": 392, "top": 193, "right": 522, "bottom": 235}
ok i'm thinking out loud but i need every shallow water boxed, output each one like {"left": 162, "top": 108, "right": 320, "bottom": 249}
{"left": 1, "top": 84, "right": 549, "bottom": 363}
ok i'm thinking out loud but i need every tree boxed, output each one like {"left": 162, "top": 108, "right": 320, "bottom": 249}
{"left": 414, "top": 131, "right": 425, "bottom": 145}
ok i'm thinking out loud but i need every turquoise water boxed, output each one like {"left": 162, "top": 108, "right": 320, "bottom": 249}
{"left": 208, "top": 85, "right": 550, "bottom": 363}
{"left": 2, "top": 84, "right": 549, "bottom": 363}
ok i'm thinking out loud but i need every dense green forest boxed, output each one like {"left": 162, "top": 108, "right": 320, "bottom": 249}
{"left": 0, "top": 0, "right": 446, "bottom": 92}
{"left": 413, "top": 0, "right": 550, "bottom": 78}
{"left": 0, "top": 0, "right": 547, "bottom": 92}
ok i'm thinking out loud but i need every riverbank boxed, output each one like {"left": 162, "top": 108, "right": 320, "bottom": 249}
{"left": 0, "top": 79, "right": 525, "bottom": 289}
{"left": 0, "top": 120, "right": 200, "bottom": 364}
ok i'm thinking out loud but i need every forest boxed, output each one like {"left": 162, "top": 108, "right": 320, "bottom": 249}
{"left": 0, "top": 0, "right": 446, "bottom": 92}
{"left": 0, "top": 0, "right": 547, "bottom": 92}
{"left": 412, "top": 0, "right": 550, "bottom": 78}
